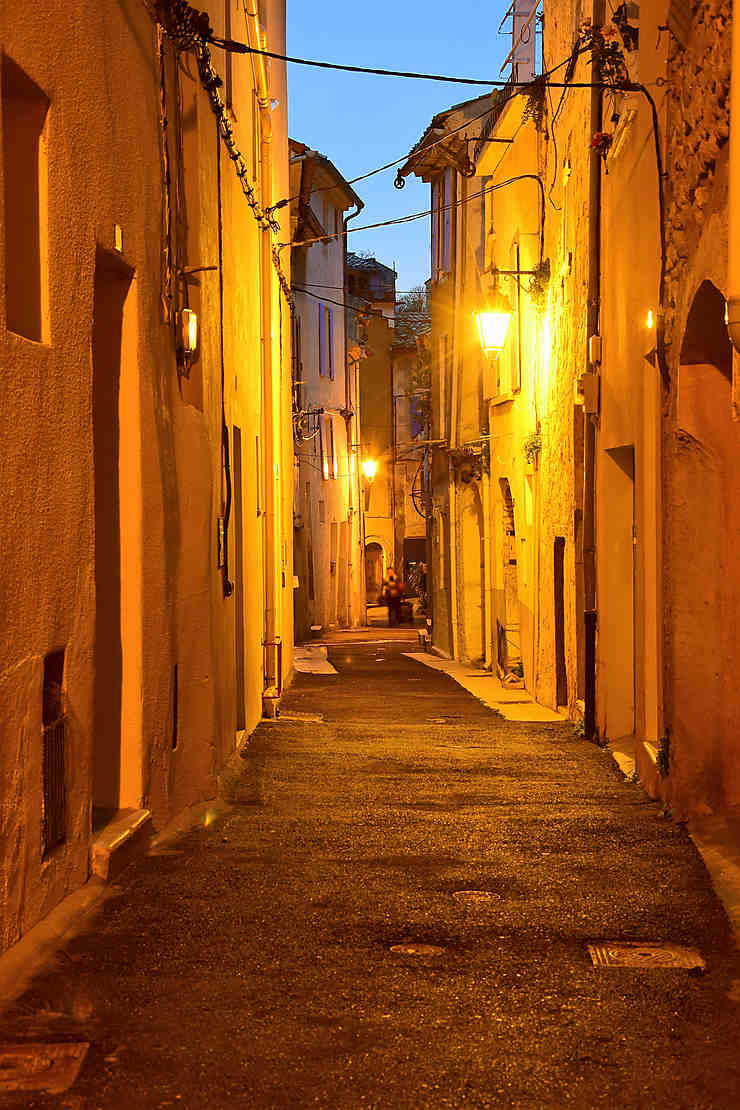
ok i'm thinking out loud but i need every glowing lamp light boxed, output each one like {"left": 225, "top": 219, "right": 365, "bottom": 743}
{"left": 361, "top": 458, "right": 377, "bottom": 481}
{"left": 646, "top": 309, "right": 655, "bottom": 329}
{"left": 475, "top": 291, "right": 512, "bottom": 355}
{"left": 179, "top": 308, "right": 199, "bottom": 356}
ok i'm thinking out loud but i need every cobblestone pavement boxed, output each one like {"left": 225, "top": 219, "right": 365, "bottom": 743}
{"left": 2, "top": 633, "right": 740, "bottom": 1109}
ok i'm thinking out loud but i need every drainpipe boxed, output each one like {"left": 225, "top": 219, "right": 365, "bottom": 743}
{"left": 583, "top": 0, "right": 604, "bottom": 741}
{"left": 727, "top": 3, "right": 740, "bottom": 356}
{"left": 246, "top": 0, "right": 280, "bottom": 689}
{"left": 447, "top": 173, "right": 461, "bottom": 660}
{"left": 481, "top": 466, "right": 493, "bottom": 670}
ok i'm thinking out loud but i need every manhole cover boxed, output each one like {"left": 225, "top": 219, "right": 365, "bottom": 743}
{"left": 587, "top": 941, "right": 705, "bottom": 969}
{"left": 452, "top": 890, "right": 501, "bottom": 903}
{"left": 0, "top": 1043, "right": 89, "bottom": 1094}
{"left": 390, "top": 943, "right": 445, "bottom": 956}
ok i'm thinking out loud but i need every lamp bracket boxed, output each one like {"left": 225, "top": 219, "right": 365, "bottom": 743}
{"left": 464, "top": 137, "right": 514, "bottom": 145}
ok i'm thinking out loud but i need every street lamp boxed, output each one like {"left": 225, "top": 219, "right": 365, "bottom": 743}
{"left": 361, "top": 458, "right": 377, "bottom": 481}
{"left": 475, "top": 289, "right": 513, "bottom": 356}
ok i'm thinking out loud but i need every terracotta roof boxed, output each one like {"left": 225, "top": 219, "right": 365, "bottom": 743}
{"left": 393, "top": 310, "right": 431, "bottom": 349}
{"left": 346, "top": 252, "right": 396, "bottom": 276}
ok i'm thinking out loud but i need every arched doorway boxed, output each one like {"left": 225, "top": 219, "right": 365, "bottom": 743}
{"left": 668, "top": 279, "right": 740, "bottom": 813}
{"left": 497, "top": 477, "right": 522, "bottom": 679}
{"left": 364, "top": 541, "right": 384, "bottom": 604}
{"left": 458, "top": 481, "right": 485, "bottom": 663}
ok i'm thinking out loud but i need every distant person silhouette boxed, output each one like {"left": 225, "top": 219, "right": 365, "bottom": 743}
{"left": 381, "top": 567, "right": 403, "bottom": 626}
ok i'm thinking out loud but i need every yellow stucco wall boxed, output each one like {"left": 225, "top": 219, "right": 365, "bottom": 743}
{"left": 0, "top": 0, "right": 292, "bottom": 954}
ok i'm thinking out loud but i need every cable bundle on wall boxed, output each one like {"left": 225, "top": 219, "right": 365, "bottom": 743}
{"left": 154, "top": 0, "right": 293, "bottom": 308}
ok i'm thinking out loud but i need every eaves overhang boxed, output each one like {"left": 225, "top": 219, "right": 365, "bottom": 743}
{"left": 398, "top": 91, "right": 499, "bottom": 183}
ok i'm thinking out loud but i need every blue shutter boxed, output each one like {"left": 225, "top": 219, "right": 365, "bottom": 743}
{"left": 328, "top": 307, "right": 334, "bottom": 380}
{"left": 318, "top": 302, "right": 325, "bottom": 377}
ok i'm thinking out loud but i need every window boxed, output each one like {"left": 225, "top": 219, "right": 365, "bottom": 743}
{"left": 439, "top": 333, "right": 450, "bottom": 438}
{"left": 441, "top": 168, "right": 454, "bottom": 274}
{"left": 327, "top": 306, "right": 334, "bottom": 380}
{"left": 318, "top": 304, "right": 334, "bottom": 379}
{"left": 431, "top": 179, "right": 439, "bottom": 279}
{"left": 320, "top": 413, "right": 337, "bottom": 480}
{"left": 2, "top": 55, "right": 49, "bottom": 342}
{"left": 431, "top": 169, "right": 455, "bottom": 280}
{"left": 320, "top": 416, "right": 329, "bottom": 480}
{"left": 318, "top": 302, "right": 326, "bottom": 376}
{"left": 328, "top": 415, "right": 336, "bottom": 478}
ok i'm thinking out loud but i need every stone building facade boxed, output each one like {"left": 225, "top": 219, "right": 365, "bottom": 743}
{"left": 0, "top": 0, "right": 293, "bottom": 954}
{"left": 290, "top": 143, "right": 366, "bottom": 639}
{"left": 402, "top": 0, "right": 740, "bottom": 824}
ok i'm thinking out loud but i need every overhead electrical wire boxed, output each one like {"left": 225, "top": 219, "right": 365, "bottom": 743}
{"left": 293, "top": 284, "right": 386, "bottom": 317}
{"left": 287, "top": 174, "right": 545, "bottom": 262}
{"left": 205, "top": 18, "right": 668, "bottom": 377}
{"left": 275, "top": 98, "right": 514, "bottom": 216}
{"left": 207, "top": 37, "right": 539, "bottom": 87}
{"left": 205, "top": 36, "right": 641, "bottom": 96}
{"left": 267, "top": 46, "right": 590, "bottom": 214}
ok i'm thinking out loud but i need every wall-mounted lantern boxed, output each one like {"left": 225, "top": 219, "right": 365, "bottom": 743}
{"left": 475, "top": 288, "right": 513, "bottom": 356}
{"left": 178, "top": 308, "right": 199, "bottom": 360}
{"left": 361, "top": 458, "right": 377, "bottom": 482}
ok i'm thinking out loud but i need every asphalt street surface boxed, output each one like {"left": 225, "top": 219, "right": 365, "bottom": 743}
{"left": 2, "top": 630, "right": 740, "bottom": 1108}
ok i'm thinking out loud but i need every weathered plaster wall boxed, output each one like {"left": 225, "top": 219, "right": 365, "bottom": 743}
{"left": 658, "top": 0, "right": 740, "bottom": 818}
{"left": 0, "top": 0, "right": 292, "bottom": 955}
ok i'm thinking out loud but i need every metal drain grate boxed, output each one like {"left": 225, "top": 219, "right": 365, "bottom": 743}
{"left": 0, "top": 1043, "right": 89, "bottom": 1094}
{"left": 390, "top": 943, "right": 445, "bottom": 956}
{"left": 587, "top": 941, "right": 705, "bottom": 969}
{"left": 452, "top": 890, "right": 501, "bottom": 903}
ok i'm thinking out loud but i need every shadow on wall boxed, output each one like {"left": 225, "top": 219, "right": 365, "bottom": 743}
{"left": 669, "top": 279, "right": 740, "bottom": 816}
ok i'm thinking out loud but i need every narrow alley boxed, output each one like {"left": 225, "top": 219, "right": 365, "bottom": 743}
{"left": 2, "top": 631, "right": 739, "bottom": 1109}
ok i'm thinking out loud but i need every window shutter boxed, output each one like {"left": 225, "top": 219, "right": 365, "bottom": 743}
{"left": 329, "top": 415, "right": 337, "bottom": 478}
{"left": 320, "top": 414, "right": 329, "bottom": 480}
{"left": 442, "top": 169, "right": 453, "bottom": 274}
{"left": 318, "top": 302, "right": 325, "bottom": 376}
{"left": 328, "top": 307, "right": 334, "bottom": 380}
{"left": 431, "top": 180, "right": 439, "bottom": 280}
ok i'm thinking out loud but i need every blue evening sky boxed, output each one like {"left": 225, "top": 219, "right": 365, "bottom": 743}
{"left": 286, "top": 1, "right": 513, "bottom": 293}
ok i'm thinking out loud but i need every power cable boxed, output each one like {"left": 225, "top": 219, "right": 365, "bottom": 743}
{"left": 293, "top": 284, "right": 386, "bottom": 317}
{"left": 287, "top": 174, "right": 545, "bottom": 254}
{"left": 268, "top": 46, "right": 590, "bottom": 214}
{"left": 276, "top": 98, "right": 513, "bottom": 216}
{"left": 208, "top": 37, "right": 545, "bottom": 87}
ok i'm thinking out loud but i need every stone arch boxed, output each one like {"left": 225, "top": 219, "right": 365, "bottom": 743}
{"left": 364, "top": 539, "right": 386, "bottom": 603}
